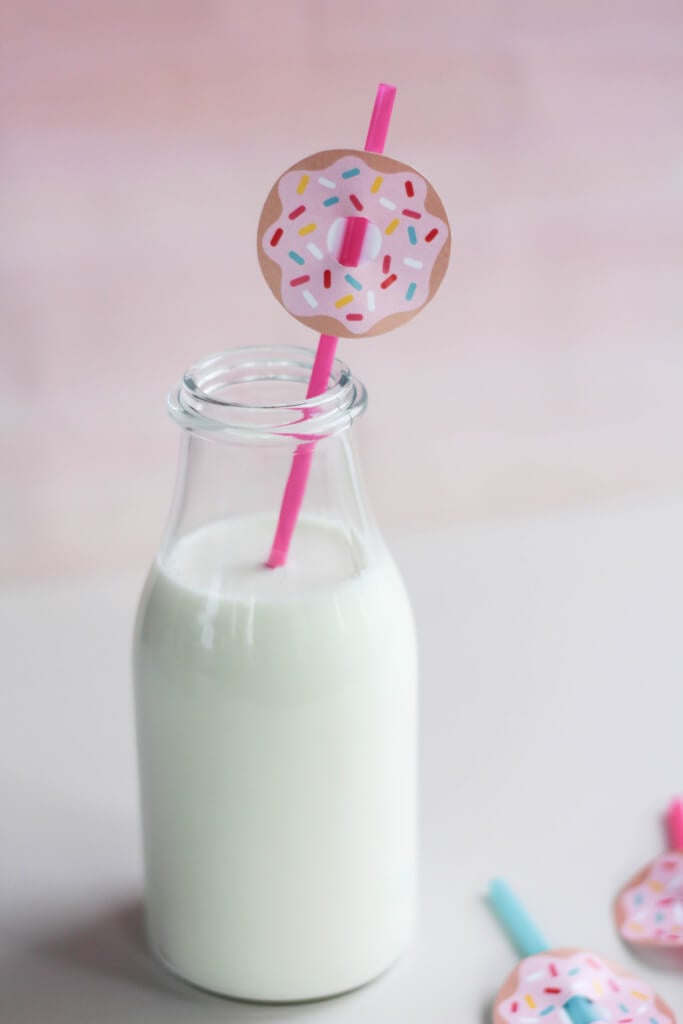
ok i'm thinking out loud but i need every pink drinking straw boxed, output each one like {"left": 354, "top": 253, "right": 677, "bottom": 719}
{"left": 266, "top": 83, "right": 397, "bottom": 568}
{"left": 667, "top": 796, "right": 683, "bottom": 851}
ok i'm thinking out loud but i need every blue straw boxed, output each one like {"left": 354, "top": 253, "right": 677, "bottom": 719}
{"left": 487, "top": 878, "right": 549, "bottom": 958}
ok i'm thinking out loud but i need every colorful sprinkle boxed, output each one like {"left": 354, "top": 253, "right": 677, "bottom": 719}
{"left": 344, "top": 274, "right": 362, "bottom": 291}
{"left": 381, "top": 274, "right": 397, "bottom": 289}
{"left": 349, "top": 194, "right": 364, "bottom": 211}
{"left": 586, "top": 958, "right": 601, "bottom": 969}
{"left": 323, "top": 196, "right": 340, "bottom": 207}
{"left": 404, "top": 257, "right": 423, "bottom": 269}
{"left": 306, "top": 242, "right": 323, "bottom": 260}
{"left": 302, "top": 290, "right": 318, "bottom": 309}
{"left": 385, "top": 219, "right": 400, "bottom": 235}
{"left": 382, "top": 254, "right": 391, "bottom": 274}
{"left": 405, "top": 282, "right": 417, "bottom": 301}
{"left": 296, "top": 174, "right": 310, "bottom": 195}
{"left": 288, "top": 250, "right": 305, "bottom": 265}
{"left": 289, "top": 275, "right": 310, "bottom": 287}
{"left": 405, "top": 179, "right": 415, "bottom": 197}
{"left": 402, "top": 208, "right": 422, "bottom": 219}
{"left": 379, "top": 197, "right": 397, "bottom": 210}
{"left": 425, "top": 228, "right": 439, "bottom": 242}
{"left": 568, "top": 968, "right": 581, "bottom": 977}
{"left": 632, "top": 993, "right": 647, "bottom": 1001}
{"left": 270, "top": 227, "right": 284, "bottom": 247}
{"left": 342, "top": 167, "right": 361, "bottom": 179}
{"left": 527, "top": 972, "right": 544, "bottom": 983}
{"left": 649, "top": 881, "right": 664, "bottom": 892}
{"left": 346, "top": 313, "right": 363, "bottom": 321}
{"left": 335, "top": 294, "right": 354, "bottom": 308}
{"left": 620, "top": 1005, "right": 630, "bottom": 1014}
{"left": 511, "top": 1003, "right": 519, "bottom": 1013}
{"left": 370, "top": 176, "right": 383, "bottom": 193}
{"left": 366, "top": 290, "right": 375, "bottom": 311}
{"left": 609, "top": 980, "right": 621, "bottom": 993}
{"left": 539, "top": 1008, "right": 554, "bottom": 1018}
{"left": 548, "top": 964, "right": 559, "bottom": 978}
{"left": 323, "top": 270, "right": 332, "bottom": 289}
{"left": 525, "top": 995, "right": 536, "bottom": 1010}
{"left": 408, "top": 225, "right": 418, "bottom": 245}
{"left": 298, "top": 223, "right": 317, "bottom": 236}
{"left": 544, "top": 989, "right": 561, "bottom": 995}
{"left": 318, "top": 177, "right": 336, "bottom": 189}
{"left": 289, "top": 205, "right": 306, "bottom": 220}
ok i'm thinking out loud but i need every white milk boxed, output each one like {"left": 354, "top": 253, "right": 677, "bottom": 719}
{"left": 133, "top": 514, "right": 417, "bottom": 1002}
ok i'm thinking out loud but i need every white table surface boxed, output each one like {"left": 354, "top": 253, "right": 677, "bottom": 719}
{"left": 2, "top": 495, "right": 683, "bottom": 1023}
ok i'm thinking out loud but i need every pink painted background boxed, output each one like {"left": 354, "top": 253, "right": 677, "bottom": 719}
{"left": 2, "top": 0, "right": 683, "bottom": 580}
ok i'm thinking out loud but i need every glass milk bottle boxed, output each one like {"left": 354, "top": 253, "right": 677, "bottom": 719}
{"left": 133, "top": 345, "right": 417, "bottom": 1003}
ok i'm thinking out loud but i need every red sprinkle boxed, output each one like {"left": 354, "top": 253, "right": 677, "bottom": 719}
{"left": 586, "top": 957, "right": 600, "bottom": 969}
{"left": 270, "top": 227, "right": 284, "bottom": 247}
{"left": 289, "top": 275, "right": 310, "bottom": 287}
{"left": 608, "top": 979, "right": 620, "bottom": 992}
{"left": 289, "top": 205, "right": 306, "bottom": 220}
{"left": 658, "top": 897, "right": 675, "bottom": 904}
{"left": 381, "top": 274, "right": 397, "bottom": 289}
{"left": 425, "top": 228, "right": 439, "bottom": 242}
{"left": 382, "top": 254, "right": 391, "bottom": 274}
{"left": 548, "top": 964, "right": 559, "bottom": 977}
{"left": 349, "top": 194, "right": 364, "bottom": 211}
{"left": 323, "top": 269, "right": 332, "bottom": 289}
{"left": 544, "top": 988, "right": 561, "bottom": 995}
{"left": 402, "top": 208, "right": 421, "bottom": 219}
{"left": 346, "top": 313, "right": 363, "bottom": 321}
{"left": 404, "top": 180, "right": 415, "bottom": 197}
{"left": 510, "top": 1002, "right": 518, "bottom": 1013}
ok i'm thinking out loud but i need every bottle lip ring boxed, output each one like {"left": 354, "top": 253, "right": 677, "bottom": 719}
{"left": 168, "top": 344, "right": 367, "bottom": 439}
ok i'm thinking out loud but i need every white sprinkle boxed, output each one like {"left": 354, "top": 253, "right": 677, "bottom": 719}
{"left": 318, "top": 177, "right": 336, "bottom": 189}
{"left": 526, "top": 970, "right": 544, "bottom": 982}
{"left": 632, "top": 909, "right": 647, "bottom": 922}
{"left": 306, "top": 242, "right": 323, "bottom": 260}
{"left": 557, "top": 1011, "right": 573, "bottom": 1024}
{"left": 673, "top": 901, "right": 683, "bottom": 923}
{"left": 571, "top": 980, "right": 587, "bottom": 993}
{"left": 637, "top": 1005, "right": 650, "bottom": 1016}
{"left": 403, "top": 257, "right": 423, "bottom": 269}
{"left": 366, "top": 290, "right": 375, "bottom": 312}
{"left": 669, "top": 874, "right": 682, "bottom": 889}
{"left": 302, "top": 290, "right": 318, "bottom": 309}
{"left": 379, "top": 197, "right": 396, "bottom": 210}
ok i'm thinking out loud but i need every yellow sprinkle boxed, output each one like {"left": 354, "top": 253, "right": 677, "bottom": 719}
{"left": 630, "top": 923, "right": 645, "bottom": 932}
{"left": 631, "top": 991, "right": 647, "bottom": 1000}
{"left": 370, "top": 175, "right": 383, "bottom": 193}
{"left": 385, "top": 218, "right": 400, "bottom": 235}
{"left": 335, "top": 294, "right": 353, "bottom": 309}
{"left": 298, "top": 223, "right": 317, "bottom": 236}
{"left": 594, "top": 982, "right": 604, "bottom": 996}
{"left": 524, "top": 995, "right": 536, "bottom": 1010}
{"left": 649, "top": 880, "right": 664, "bottom": 892}
{"left": 296, "top": 174, "right": 310, "bottom": 195}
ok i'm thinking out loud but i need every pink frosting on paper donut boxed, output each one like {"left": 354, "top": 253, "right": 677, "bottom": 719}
{"left": 617, "top": 852, "right": 683, "bottom": 948}
{"left": 494, "top": 949, "right": 675, "bottom": 1024}
{"left": 258, "top": 149, "right": 450, "bottom": 338}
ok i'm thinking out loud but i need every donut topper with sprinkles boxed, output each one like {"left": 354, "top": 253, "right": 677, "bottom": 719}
{"left": 487, "top": 878, "right": 676, "bottom": 1024}
{"left": 258, "top": 83, "right": 450, "bottom": 569}
{"left": 615, "top": 797, "right": 683, "bottom": 957}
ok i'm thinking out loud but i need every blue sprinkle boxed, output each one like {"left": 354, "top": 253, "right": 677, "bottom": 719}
{"left": 405, "top": 282, "right": 417, "bottom": 301}
{"left": 341, "top": 167, "right": 361, "bottom": 179}
{"left": 344, "top": 274, "right": 362, "bottom": 291}
{"left": 620, "top": 1004, "right": 630, "bottom": 1014}
{"left": 540, "top": 1008, "right": 555, "bottom": 1017}
{"left": 634, "top": 893, "right": 645, "bottom": 905}
{"left": 408, "top": 225, "right": 418, "bottom": 245}
{"left": 651, "top": 1019, "right": 659, "bottom": 1024}
{"left": 323, "top": 196, "right": 340, "bottom": 207}
{"left": 288, "top": 250, "right": 305, "bottom": 265}
{"left": 655, "top": 911, "right": 665, "bottom": 922}
{"left": 568, "top": 967, "right": 581, "bottom": 976}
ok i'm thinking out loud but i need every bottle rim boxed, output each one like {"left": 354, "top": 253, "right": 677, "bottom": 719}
{"left": 168, "top": 345, "right": 367, "bottom": 440}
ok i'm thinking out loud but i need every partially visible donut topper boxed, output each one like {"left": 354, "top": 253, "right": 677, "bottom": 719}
{"left": 488, "top": 878, "right": 676, "bottom": 1024}
{"left": 258, "top": 148, "right": 450, "bottom": 338}
{"left": 615, "top": 797, "right": 683, "bottom": 956}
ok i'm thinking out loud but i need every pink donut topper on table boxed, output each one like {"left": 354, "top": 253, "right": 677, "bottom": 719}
{"left": 488, "top": 879, "right": 676, "bottom": 1024}
{"left": 257, "top": 148, "right": 450, "bottom": 338}
{"left": 615, "top": 797, "right": 683, "bottom": 954}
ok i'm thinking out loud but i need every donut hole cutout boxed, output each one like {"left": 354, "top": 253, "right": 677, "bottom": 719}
{"left": 327, "top": 216, "right": 382, "bottom": 268}
{"left": 562, "top": 996, "right": 608, "bottom": 1024}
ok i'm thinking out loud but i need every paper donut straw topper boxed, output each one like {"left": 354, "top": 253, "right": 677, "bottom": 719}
{"left": 265, "top": 84, "right": 396, "bottom": 569}
{"left": 487, "top": 878, "right": 676, "bottom": 1024}
{"left": 615, "top": 796, "right": 683, "bottom": 951}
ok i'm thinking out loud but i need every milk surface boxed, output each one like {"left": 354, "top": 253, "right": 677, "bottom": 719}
{"left": 133, "top": 515, "right": 417, "bottom": 1002}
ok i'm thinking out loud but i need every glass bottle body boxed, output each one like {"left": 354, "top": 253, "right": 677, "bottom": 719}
{"left": 133, "top": 347, "right": 417, "bottom": 1002}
